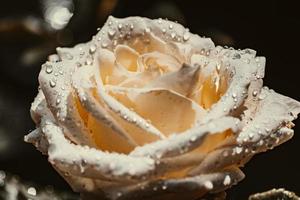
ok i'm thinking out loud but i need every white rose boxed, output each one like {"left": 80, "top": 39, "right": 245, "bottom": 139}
{"left": 25, "top": 16, "right": 300, "bottom": 200}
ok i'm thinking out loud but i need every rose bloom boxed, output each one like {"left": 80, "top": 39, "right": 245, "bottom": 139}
{"left": 25, "top": 16, "right": 300, "bottom": 200}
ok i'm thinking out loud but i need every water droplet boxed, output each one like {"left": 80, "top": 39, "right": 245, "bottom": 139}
{"left": 97, "top": 27, "right": 101, "bottom": 31}
{"left": 76, "top": 62, "right": 82, "bottom": 68}
{"left": 130, "top": 24, "right": 134, "bottom": 30}
{"left": 108, "top": 29, "right": 116, "bottom": 38}
{"left": 56, "top": 98, "right": 61, "bottom": 105}
{"left": 45, "top": 64, "right": 53, "bottom": 74}
{"left": 171, "top": 32, "right": 176, "bottom": 39}
{"left": 223, "top": 175, "right": 231, "bottom": 186}
{"left": 249, "top": 133, "right": 254, "bottom": 139}
{"left": 169, "top": 24, "right": 173, "bottom": 29}
{"left": 89, "top": 44, "right": 97, "bottom": 54}
{"left": 101, "top": 42, "right": 108, "bottom": 48}
{"left": 233, "top": 53, "right": 241, "bottom": 59}
{"left": 183, "top": 32, "right": 190, "bottom": 41}
{"left": 200, "top": 49, "right": 205, "bottom": 55}
{"left": 158, "top": 18, "right": 162, "bottom": 24}
{"left": 27, "top": 187, "right": 37, "bottom": 196}
{"left": 252, "top": 90, "right": 258, "bottom": 97}
{"left": 232, "top": 93, "right": 237, "bottom": 98}
{"left": 85, "top": 57, "right": 93, "bottom": 65}
{"left": 204, "top": 181, "right": 213, "bottom": 190}
{"left": 162, "top": 185, "right": 167, "bottom": 190}
{"left": 49, "top": 80, "right": 56, "bottom": 88}
{"left": 118, "top": 23, "right": 123, "bottom": 30}
{"left": 162, "top": 28, "right": 166, "bottom": 34}
{"left": 190, "top": 136, "right": 197, "bottom": 142}
{"left": 145, "top": 27, "right": 151, "bottom": 33}
{"left": 216, "top": 63, "right": 221, "bottom": 71}
{"left": 244, "top": 58, "right": 250, "bottom": 64}
{"left": 235, "top": 147, "right": 243, "bottom": 154}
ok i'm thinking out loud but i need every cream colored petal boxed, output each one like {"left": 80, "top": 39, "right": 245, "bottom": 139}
{"left": 38, "top": 49, "right": 96, "bottom": 147}
{"left": 94, "top": 62, "right": 166, "bottom": 139}
{"left": 202, "top": 47, "right": 266, "bottom": 122}
{"left": 97, "top": 48, "right": 135, "bottom": 86}
{"left": 107, "top": 86, "right": 206, "bottom": 137}
{"left": 71, "top": 66, "right": 137, "bottom": 153}
{"left": 104, "top": 167, "right": 244, "bottom": 200}
{"left": 30, "top": 90, "right": 52, "bottom": 123}
{"left": 130, "top": 117, "right": 239, "bottom": 159}
{"left": 137, "top": 51, "right": 181, "bottom": 73}
{"left": 145, "top": 63, "right": 201, "bottom": 97}
{"left": 36, "top": 117, "right": 156, "bottom": 181}
{"left": 95, "top": 16, "right": 214, "bottom": 58}
{"left": 237, "top": 87, "right": 300, "bottom": 144}
{"left": 115, "top": 45, "right": 139, "bottom": 72}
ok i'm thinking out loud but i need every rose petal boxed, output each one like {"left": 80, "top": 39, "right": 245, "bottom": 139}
{"left": 202, "top": 47, "right": 266, "bottom": 122}
{"left": 38, "top": 50, "right": 96, "bottom": 147}
{"left": 104, "top": 167, "right": 244, "bottom": 200}
{"left": 115, "top": 45, "right": 140, "bottom": 72}
{"left": 94, "top": 61, "right": 166, "bottom": 139}
{"left": 145, "top": 63, "right": 201, "bottom": 97}
{"left": 38, "top": 117, "right": 156, "bottom": 181}
{"left": 130, "top": 117, "right": 239, "bottom": 159}
{"left": 107, "top": 86, "right": 206, "bottom": 137}
{"left": 72, "top": 66, "right": 138, "bottom": 153}
{"left": 237, "top": 87, "right": 300, "bottom": 144}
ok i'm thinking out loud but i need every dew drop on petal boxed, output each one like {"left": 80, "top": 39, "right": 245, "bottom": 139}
{"left": 108, "top": 29, "right": 116, "bottom": 38}
{"left": 252, "top": 90, "right": 258, "bottom": 97}
{"left": 130, "top": 24, "right": 134, "bottom": 30}
{"left": 85, "top": 57, "right": 93, "bottom": 65}
{"left": 169, "top": 24, "right": 173, "bottom": 29}
{"left": 118, "top": 23, "right": 123, "bottom": 30}
{"left": 204, "top": 181, "right": 213, "bottom": 190}
{"left": 89, "top": 44, "right": 97, "bottom": 54}
{"left": 183, "top": 32, "right": 190, "bottom": 41}
{"left": 145, "top": 27, "right": 151, "bottom": 33}
{"left": 233, "top": 53, "right": 241, "bottom": 59}
{"left": 190, "top": 136, "right": 197, "bottom": 142}
{"left": 101, "top": 42, "right": 108, "bottom": 48}
{"left": 223, "top": 175, "right": 231, "bottom": 186}
{"left": 49, "top": 80, "right": 56, "bottom": 88}
{"left": 171, "top": 32, "right": 176, "bottom": 39}
{"left": 45, "top": 64, "right": 53, "bottom": 74}
{"left": 27, "top": 187, "right": 37, "bottom": 196}
{"left": 56, "top": 97, "right": 61, "bottom": 105}
{"left": 158, "top": 18, "right": 162, "bottom": 24}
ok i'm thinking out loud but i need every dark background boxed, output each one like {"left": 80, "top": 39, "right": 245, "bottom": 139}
{"left": 0, "top": 0, "right": 300, "bottom": 199}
